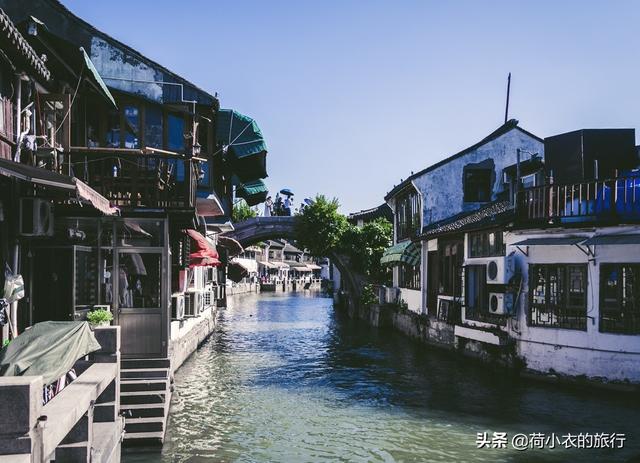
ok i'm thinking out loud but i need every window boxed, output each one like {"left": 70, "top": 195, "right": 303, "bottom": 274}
{"left": 395, "top": 188, "right": 420, "bottom": 241}
{"left": 468, "top": 230, "right": 505, "bottom": 258}
{"left": 144, "top": 105, "right": 163, "bottom": 148}
{"left": 439, "top": 240, "right": 463, "bottom": 296}
{"left": 399, "top": 263, "right": 420, "bottom": 290}
{"left": 464, "top": 169, "right": 492, "bottom": 202}
{"left": 123, "top": 105, "right": 140, "bottom": 148}
{"left": 600, "top": 264, "right": 640, "bottom": 334}
{"left": 168, "top": 113, "right": 185, "bottom": 152}
{"left": 464, "top": 265, "right": 507, "bottom": 325}
{"left": 529, "top": 264, "right": 587, "bottom": 330}
{"left": 105, "top": 108, "right": 120, "bottom": 148}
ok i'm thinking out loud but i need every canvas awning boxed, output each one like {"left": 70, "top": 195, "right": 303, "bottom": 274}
{"left": 233, "top": 176, "right": 268, "bottom": 206}
{"left": 0, "top": 321, "right": 101, "bottom": 385}
{"left": 581, "top": 234, "right": 640, "bottom": 246}
{"left": 271, "top": 261, "right": 290, "bottom": 269}
{"left": 196, "top": 193, "right": 224, "bottom": 217}
{"left": 75, "top": 178, "right": 118, "bottom": 215}
{"left": 185, "top": 229, "right": 221, "bottom": 267}
{"left": 0, "top": 158, "right": 75, "bottom": 190}
{"left": 259, "top": 261, "right": 277, "bottom": 269}
{"left": 218, "top": 235, "right": 244, "bottom": 257}
{"left": 217, "top": 109, "right": 267, "bottom": 181}
{"left": 228, "top": 261, "right": 249, "bottom": 283}
{"left": 381, "top": 240, "right": 421, "bottom": 267}
{"left": 512, "top": 237, "right": 586, "bottom": 246}
{"left": 306, "top": 264, "right": 322, "bottom": 270}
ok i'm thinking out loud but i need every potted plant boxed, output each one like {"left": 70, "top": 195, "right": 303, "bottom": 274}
{"left": 87, "top": 307, "right": 113, "bottom": 328}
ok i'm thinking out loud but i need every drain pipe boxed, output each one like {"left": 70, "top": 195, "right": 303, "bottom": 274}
{"left": 10, "top": 74, "right": 23, "bottom": 336}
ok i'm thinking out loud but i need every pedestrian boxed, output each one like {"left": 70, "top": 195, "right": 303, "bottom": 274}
{"left": 284, "top": 195, "right": 292, "bottom": 216}
{"left": 264, "top": 196, "right": 273, "bottom": 217}
{"left": 275, "top": 193, "right": 283, "bottom": 216}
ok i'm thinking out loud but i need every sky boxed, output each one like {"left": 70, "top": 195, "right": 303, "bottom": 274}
{"left": 63, "top": 0, "right": 640, "bottom": 213}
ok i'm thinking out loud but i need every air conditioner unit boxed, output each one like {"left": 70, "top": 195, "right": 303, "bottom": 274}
{"left": 184, "top": 291, "right": 203, "bottom": 317}
{"left": 484, "top": 253, "right": 515, "bottom": 284}
{"left": 19, "top": 198, "right": 54, "bottom": 237}
{"left": 203, "top": 290, "right": 216, "bottom": 308}
{"left": 171, "top": 294, "right": 185, "bottom": 320}
{"left": 489, "top": 292, "right": 513, "bottom": 315}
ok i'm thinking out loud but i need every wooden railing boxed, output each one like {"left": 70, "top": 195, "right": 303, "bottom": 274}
{"left": 69, "top": 148, "right": 199, "bottom": 210}
{"left": 517, "top": 176, "right": 640, "bottom": 223}
{"left": 0, "top": 326, "right": 121, "bottom": 462}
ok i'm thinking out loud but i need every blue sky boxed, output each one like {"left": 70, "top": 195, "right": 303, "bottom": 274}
{"left": 64, "top": 0, "right": 640, "bottom": 213}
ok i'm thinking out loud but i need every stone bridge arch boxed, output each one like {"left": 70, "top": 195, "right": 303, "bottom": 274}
{"left": 221, "top": 216, "right": 362, "bottom": 298}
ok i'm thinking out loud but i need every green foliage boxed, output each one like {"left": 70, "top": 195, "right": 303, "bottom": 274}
{"left": 232, "top": 199, "right": 257, "bottom": 222}
{"left": 360, "top": 284, "right": 378, "bottom": 306}
{"left": 87, "top": 308, "right": 113, "bottom": 325}
{"left": 295, "top": 195, "right": 349, "bottom": 257}
{"left": 296, "top": 196, "right": 392, "bottom": 284}
{"left": 339, "top": 218, "right": 392, "bottom": 284}
{"left": 2, "top": 339, "right": 10, "bottom": 348}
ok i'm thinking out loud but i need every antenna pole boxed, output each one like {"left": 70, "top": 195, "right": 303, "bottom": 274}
{"left": 504, "top": 72, "right": 511, "bottom": 124}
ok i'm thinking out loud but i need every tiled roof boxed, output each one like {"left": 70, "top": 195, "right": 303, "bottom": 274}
{"left": 421, "top": 201, "right": 514, "bottom": 238}
{"left": 348, "top": 203, "right": 393, "bottom": 223}
{"left": 0, "top": 9, "right": 50, "bottom": 80}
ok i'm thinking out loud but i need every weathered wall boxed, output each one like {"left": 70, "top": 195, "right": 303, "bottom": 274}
{"left": 504, "top": 226, "right": 640, "bottom": 383}
{"left": 169, "top": 307, "right": 218, "bottom": 373}
{"left": 412, "top": 128, "right": 544, "bottom": 227}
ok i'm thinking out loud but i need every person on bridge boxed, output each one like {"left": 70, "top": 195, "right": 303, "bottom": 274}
{"left": 264, "top": 196, "right": 273, "bottom": 217}
{"left": 284, "top": 195, "right": 293, "bottom": 216}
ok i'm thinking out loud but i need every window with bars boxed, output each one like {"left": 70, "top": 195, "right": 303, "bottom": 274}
{"left": 399, "top": 263, "right": 421, "bottom": 290}
{"left": 600, "top": 264, "right": 640, "bottom": 335}
{"left": 468, "top": 230, "right": 505, "bottom": 258}
{"left": 395, "top": 188, "right": 420, "bottom": 241}
{"left": 529, "top": 264, "right": 587, "bottom": 330}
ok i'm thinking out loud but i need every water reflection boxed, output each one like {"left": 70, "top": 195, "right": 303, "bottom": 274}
{"left": 125, "top": 292, "right": 640, "bottom": 462}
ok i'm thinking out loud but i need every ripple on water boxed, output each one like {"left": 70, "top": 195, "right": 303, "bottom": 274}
{"left": 122, "top": 293, "right": 640, "bottom": 463}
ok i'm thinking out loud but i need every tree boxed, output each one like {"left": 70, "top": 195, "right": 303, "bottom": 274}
{"left": 232, "top": 199, "right": 257, "bottom": 222}
{"left": 295, "top": 195, "right": 349, "bottom": 257}
{"left": 339, "top": 217, "right": 392, "bottom": 283}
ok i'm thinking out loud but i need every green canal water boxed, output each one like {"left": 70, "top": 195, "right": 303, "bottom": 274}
{"left": 125, "top": 292, "right": 640, "bottom": 462}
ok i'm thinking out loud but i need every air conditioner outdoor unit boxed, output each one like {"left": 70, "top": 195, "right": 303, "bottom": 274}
{"left": 485, "top": 253, "right": 515, "bottom": 285}
{"left": 171, "top": 294, "right": 185, "bottom": 320}
{"left": 184, "top": 291, "right": 203, "bottom": 317}
{"left": 203, "top": 290, "right": 216, "bottom": 308}
{"left": 19, "top": 198, "right": 54, "bottom": 237}
{"left": 489, "top": 292, "right": 513, "bottom": 315}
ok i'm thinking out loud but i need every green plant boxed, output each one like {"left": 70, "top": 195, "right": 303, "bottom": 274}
{"left": 339, "top": 218, "right": 392, "bottom": 283}
{"left": 295, "top": 195, "right": 349, "bottom": 257}
{"left": 360, "top": 284, "right": 378, "bottom": 306}
{"left": 2, "top": 339, "right": 10, "bottom": 348}
{"left": 232, "top": 199, "right": 257, "bottom": 222}
{"left": 87, "top": 308, "right": 113, "bottom": 325}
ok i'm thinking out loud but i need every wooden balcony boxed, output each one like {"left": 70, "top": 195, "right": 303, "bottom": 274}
{"left": 517, "top": 175, "right": 640, "bottom": 225}
{"left": 69, "top": 147, "right": 199, "bottom": 211}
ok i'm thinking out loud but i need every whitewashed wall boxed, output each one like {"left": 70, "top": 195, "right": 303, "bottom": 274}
{"left": 505, "top": 226, "right": 640, "bottom": 383}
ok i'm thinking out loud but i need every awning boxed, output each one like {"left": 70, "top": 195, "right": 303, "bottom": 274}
{"left": 218, "top": 235, "right": 244, "bottom": 257}
{"left": 286, "top": 261, "right": 309, "bottom": 269}
{"left": 217, "top": 109, "right": 267, "bottom": 181}
{"left": 75, "top": 178, "right": 118, "bottom": 215}
{"left": 512, "top": 237, "right": 586, "bottom": 246}
{"left": 582, "top": 234, "right": 640, "bottom": 246}
{"left": 196, "top": 193, "right": 225, "bottom": 217}
{"left": 0, "top": 158, "right": 75, "bottom": 190}
{"left": 233, "top": 258, "right": 257, "bottom": 273}
{"left": 228, "top": 261, "right": 249, "bottom": 283}
{"left": 306, "top": 264, "right": 322, "bottom": 270}
{"left": 259, "top": 261, "right": 277, "bottom": 269}
{"left": 233, "top": 176, "right": 268, "bottom": 206}
{"left": 293, "top": 266, "right": 312, "bottom": 272}
{"left": 380, "top": 240, "right": 421, "bottom": 267}
{"left": 185, "top": 229, "right": 221, "bottom": 267}
{"left": 271, "top": 261, "right": 290, "bottom": 269}
{"left": 80, "top": 47, "right": 117, "bottom": 108}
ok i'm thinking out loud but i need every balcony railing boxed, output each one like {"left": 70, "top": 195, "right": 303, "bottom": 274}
{"left": 517, "top": 175, "right": 640, "bottom": 224}
{"left": 69, "top": 147, "right": 199, "bottom": 210}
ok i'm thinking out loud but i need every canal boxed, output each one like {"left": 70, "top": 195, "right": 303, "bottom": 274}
{"left": 125, "top": 292, "right": 640, "bottom": 462}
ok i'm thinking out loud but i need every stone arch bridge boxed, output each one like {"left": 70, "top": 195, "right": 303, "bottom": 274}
{"left": 222, "top": 216, "right": 363, "bottom": 298}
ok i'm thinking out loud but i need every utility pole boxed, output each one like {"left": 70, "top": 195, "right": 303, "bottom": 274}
{"left": 504, "top": 72, "right": 511, "bottom": 124}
